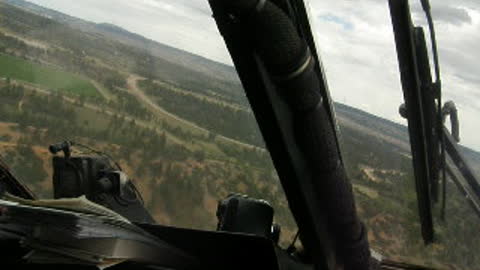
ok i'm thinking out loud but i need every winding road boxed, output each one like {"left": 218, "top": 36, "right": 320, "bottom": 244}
{"left": 125, "top": 75, "right": 263, "bottom": 151}
{"left": 14, "top": 79, "right": 185, "bottom": 145}
{"left": 14, "top": 77, "right": 259, "bottom": 150}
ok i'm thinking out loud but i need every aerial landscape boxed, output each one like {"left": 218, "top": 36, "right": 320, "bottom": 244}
{"left": 0, "top": 0, "right": 478, "bottom": 268}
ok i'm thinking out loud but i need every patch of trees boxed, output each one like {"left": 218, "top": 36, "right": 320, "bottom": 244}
{"left": 159, "top": 120, "right": 208, "bottom": 144}
{"left": 2, "top": 141, "right": 48, "bottom": 197}
{"left": 0, "top": 32, "right": 45, "bottom": 58}
{"left": 108, "top": 91, "right": 151, "bottom": 121}
{"left": 140, "top": 80, "right": 265, "bottom": 147}
{"left": 217, "top": 142, "right": 272, "bottom": 169}
{"left": 156, "top": 164, "right": 205, "bottom": 220}
{"left": 1, "top": 82, "right": 24, "bottom": 103}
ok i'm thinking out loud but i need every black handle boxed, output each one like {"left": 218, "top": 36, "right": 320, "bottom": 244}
{"left": 49, "top": 141, "right": 74, "bottom": 160}
{"left": 49, "top": 141, "right": 72, "bottom": 155}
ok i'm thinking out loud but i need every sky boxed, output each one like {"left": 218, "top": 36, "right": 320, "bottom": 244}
{"left": 24, "top": 0, "right": 480, "bottom": 151}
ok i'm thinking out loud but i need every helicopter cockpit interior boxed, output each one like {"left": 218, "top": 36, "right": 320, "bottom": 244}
{"left": 0, "top": 0, "right": 478, "bottom": 269}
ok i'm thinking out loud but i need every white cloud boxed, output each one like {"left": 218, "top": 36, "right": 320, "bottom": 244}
{"left": 309, "top": 0, "right": 405, "bottom": 121}
{"left": 21, "top": 0, "right": 480, "bottom": 151}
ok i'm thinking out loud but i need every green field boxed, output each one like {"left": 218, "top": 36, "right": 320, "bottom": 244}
{"left": 0, "top": 53, "right": 99, "bottom": 96}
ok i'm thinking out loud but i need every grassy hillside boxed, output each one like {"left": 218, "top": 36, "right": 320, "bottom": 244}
{"left": 0, "top": 53, "right": 98, "bottom": 96}
{"left": 1, "top": 0, "right": 249, "bottom": 105}
{"left": 5, "top": 0, "right": 240, "bottom": 82}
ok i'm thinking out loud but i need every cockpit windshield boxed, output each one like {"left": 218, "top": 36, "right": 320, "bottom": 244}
{"left": 0, "top": 0, "right": 478, "bottom": 269}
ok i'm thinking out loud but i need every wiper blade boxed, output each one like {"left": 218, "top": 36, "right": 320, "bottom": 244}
{"left": 444, "top": 165, "right": 480, "bottom": 219}
{"left": 388, "top": 0, "right": 434, "bottom": 244}
{"left": 443, "top": 128, "right": 480, "bottom": 208}
{"left": 420, "top": 0, "right": 441, "bottom": 84}
{"left": 420, "top": 0, "right": 447, "bottom": 218}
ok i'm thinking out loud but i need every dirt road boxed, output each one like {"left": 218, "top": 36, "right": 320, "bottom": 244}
{"left": 126, "top": 75, "right": 262, "bottom": 151}
{"left": 16, "top": 80, "right": 185, "bottom": 145}
{"left": 90, "top": 79, "right": 113, "bottom": 101}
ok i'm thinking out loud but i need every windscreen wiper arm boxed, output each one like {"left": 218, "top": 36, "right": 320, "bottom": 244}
{"left": 443, "top": 128, "right": 480, "bottom": 212}
{"left": 388, "top": 0, "right": 434, "bottom": 244}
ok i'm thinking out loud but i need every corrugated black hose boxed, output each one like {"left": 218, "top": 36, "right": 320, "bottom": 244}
{"left": 214, "top": 1, "right": 371, "bottom": 269}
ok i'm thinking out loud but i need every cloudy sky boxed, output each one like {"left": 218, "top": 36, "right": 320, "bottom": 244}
{"left": 24, "top": 0, "right": 480, "bottom": 151}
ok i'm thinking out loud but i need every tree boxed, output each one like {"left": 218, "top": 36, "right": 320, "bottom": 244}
{"left": 79, "top": 94, "right": 86, "bottom": 107}
{"left": 193, "top": 150, "right": 206, "bottom": 162}
{"left": 208, "top": 132, "right": 217, "bottom": 142}
{"left": 159, "top": 132, "right": 167, "bottom": 149}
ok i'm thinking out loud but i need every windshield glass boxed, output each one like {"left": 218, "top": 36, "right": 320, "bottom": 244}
{"left": 309, "top": 0, "right": 480, "bottom": 268}
{"left": 1, "top": 0, "right": 479, "bottom": 268}
{"left": 0, "top": 0, "right": 298, "bottom": 244}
